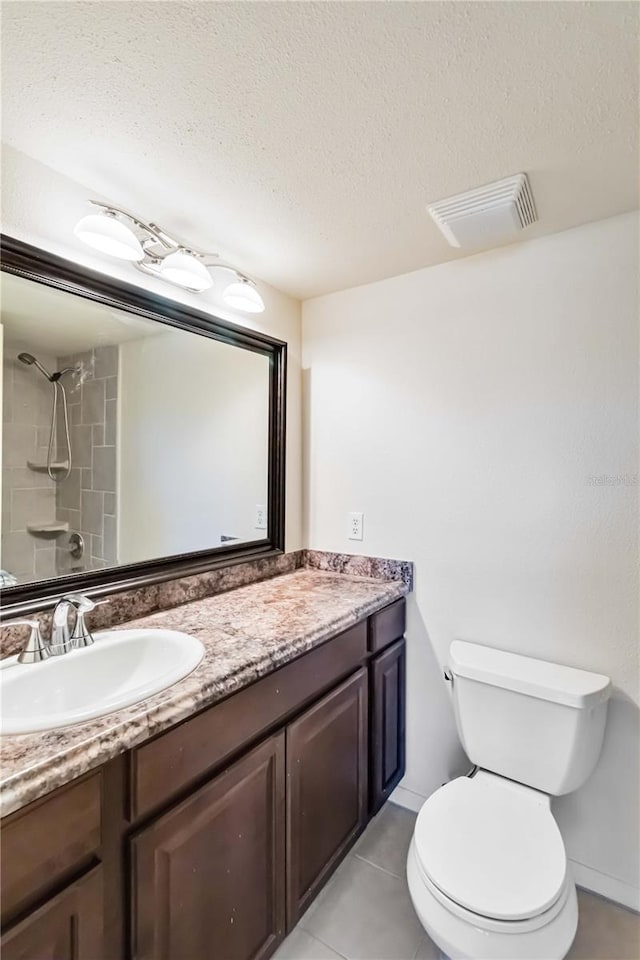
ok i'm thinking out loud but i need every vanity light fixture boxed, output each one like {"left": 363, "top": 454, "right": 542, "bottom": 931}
{"left": 74, "top": 200, "right": 265, "bottom": 312}
{"left": 222, "top": 277, "right": 265, "bottom": 314}
{"left": 159, "top": 250, "right": 213, "bottom": 293}
{"left": 74, "top": 211, "right": 144, "bottom": 262}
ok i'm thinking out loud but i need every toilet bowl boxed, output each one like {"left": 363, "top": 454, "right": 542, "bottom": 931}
{"left": 407, "top": 641, "right": 610, "bottom": 960}
{"left": 407, "top": 772, "right": 578, "bottom": 960}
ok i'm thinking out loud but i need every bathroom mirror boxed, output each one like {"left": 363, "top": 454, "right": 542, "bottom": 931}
{"left": 0, "top": 237, "right": 286, "bottom": 615}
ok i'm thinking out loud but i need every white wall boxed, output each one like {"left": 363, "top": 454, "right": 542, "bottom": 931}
{"left": 118, "top": 329, "right": 269, "bottom": 563}
{"left": 0, "top": 326, "right": 3, "bottom": 540}
{"left": 303, "top": 212, "right": 639, "bottom": 907}
{"left": 1, "top": 144, "right": 303, "bottom": 550}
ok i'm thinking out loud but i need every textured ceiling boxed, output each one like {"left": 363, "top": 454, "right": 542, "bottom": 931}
{"left": 1, "top": 1, "right": 638, "bottom": 299}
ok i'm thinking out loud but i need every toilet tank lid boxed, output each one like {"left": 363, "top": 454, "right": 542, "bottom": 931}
{"left": 449, "top": 641, "right": 611, "bottom": 709}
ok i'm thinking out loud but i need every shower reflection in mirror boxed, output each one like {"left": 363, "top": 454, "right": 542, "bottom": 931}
{"left": 0, "top": 272, "right": 270, "bottom": 586}
{"left": 17, "top": 351, "right": 75, "bottom": 481}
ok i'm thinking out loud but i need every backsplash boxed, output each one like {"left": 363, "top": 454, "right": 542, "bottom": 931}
{"left": 0, "top": 550, "right": 412, "bottom": 657}
{"left": 303, "top": 550, "right": 413, "bottom": 590}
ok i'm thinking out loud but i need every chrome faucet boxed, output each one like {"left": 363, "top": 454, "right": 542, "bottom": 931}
{"left": 51, "top": 594, "right": 106, "bottom": 653}
{"left": 4, "top": 594, "right": 107, "bottom": 664}
{"left": 50, "top": 596, "right": 78, "bottom": 654}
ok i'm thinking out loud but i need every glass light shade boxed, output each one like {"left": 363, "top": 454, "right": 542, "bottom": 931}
{"left": 159, "top": 251, "right": 212, "bottom": 292}
{"left": 223, "top": 278, "right": 265, "bottom": 313}
{"left": 74, "top": 213, "right": 144, "bottom": 261}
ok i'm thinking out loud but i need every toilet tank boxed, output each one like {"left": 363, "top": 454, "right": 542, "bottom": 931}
{"left": 449, "top": 641, "right": 611, "bottom": 796}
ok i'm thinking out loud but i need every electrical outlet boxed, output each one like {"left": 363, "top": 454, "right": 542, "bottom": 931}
{"left": 348, "top": 512, "right": 364, "bottom": 541}
{"left": 255, "top": 505, "right": 267, "bottom": 530}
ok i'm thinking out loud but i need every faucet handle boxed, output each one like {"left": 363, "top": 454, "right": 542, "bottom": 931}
{"left": 65, "top": 593, "right": 106, "bottom": 612}
{"left": 5, "top": 619, "right": 50, "bottom": 664}
{"left": 69, "top": 596, "right": 108, "bottom": 648}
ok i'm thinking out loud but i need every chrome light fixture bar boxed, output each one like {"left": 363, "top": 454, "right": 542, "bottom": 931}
{"left": 74, "top": 200, "right": 265, "bottom": 312}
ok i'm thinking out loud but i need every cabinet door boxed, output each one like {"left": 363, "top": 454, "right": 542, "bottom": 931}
{"left": 287, "top": 668, "right": 368, "bottom": 926}
{"left": 370, "top": 639, "right": 406, "bottom": 814}
{"left": 131, "top": 733, "right": 285, "bottom": 960}
{"left": 0, "top": 866, "right": 103, "bottom": 960}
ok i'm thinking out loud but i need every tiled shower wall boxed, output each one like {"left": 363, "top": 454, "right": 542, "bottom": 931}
{"left": 56, "top": 345, "right": 118, "bottom": 574}
{"left": 1, "top": 343, "right": 118, "bottom": 582}
{"left": 1, "top": 347, "right": 59, "bottom": 581}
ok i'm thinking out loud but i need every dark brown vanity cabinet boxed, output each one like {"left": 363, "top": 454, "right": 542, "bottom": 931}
{"left": 0, "top": 599, "right": 406, "bottom": 960}
{"left": 131, "top": 734, "right": 286, "bottom": 960}
{"left": 286, "top": 669, "right": 368, "bottom": 926}
{"left": 370, "top": 639, "right": 406, "bottom": 813}
{"left": 0, "top": 771, "right": 104, "bottom": 960}
{"left": 1, "top": 868, "right": 104, "bottom": 960}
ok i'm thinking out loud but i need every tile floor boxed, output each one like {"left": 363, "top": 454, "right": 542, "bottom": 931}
{"left": 274, "top": 802, "right": 640, "bottom": 960}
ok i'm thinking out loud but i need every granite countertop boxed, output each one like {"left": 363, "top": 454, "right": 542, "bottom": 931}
{"left": 0, "top": 569, "right": 407, "bottom": 818}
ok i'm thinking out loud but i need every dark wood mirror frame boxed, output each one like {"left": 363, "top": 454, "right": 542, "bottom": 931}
{"left": 0, "top": 236, "right": 286, "bottom": 618}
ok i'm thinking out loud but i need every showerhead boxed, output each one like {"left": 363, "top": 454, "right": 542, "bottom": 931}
{"left": 17, "top": 352, "right": 54, "bottom": 381}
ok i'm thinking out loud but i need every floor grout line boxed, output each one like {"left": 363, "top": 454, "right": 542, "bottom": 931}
{"left": 351, "top": 850, "right": 405, "bottom": 881}
{"left": 309, "top": 929, "right": 350, "bottom": 959}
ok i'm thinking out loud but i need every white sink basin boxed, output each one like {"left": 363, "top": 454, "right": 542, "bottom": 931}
{"left": 0, "top": 629, "right": 204, "bottom": 734}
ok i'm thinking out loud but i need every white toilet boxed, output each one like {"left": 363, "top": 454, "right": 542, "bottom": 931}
{"left": 407, "top": 641, "right": 611, "bottom": 960}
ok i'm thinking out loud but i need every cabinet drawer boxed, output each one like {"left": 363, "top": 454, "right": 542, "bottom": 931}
{"left": 1, "top": 866, "right": 104, "bottom": 960}
{"left": 1, "top": 772, "right": 102, "bottom": 924}
{"left": 368, "top": 598, "right": 406, "bottom": 653}
{"left": 131, "top": 621, "right": 368, "bottom": 820}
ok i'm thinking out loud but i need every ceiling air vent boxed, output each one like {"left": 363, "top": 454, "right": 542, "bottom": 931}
{"left": 427, "top": 173, "right": 537, "bottom": 249}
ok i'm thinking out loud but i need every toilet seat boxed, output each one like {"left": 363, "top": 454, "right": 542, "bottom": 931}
{"left": 407, "top": 837, "right": 579, "bottom": 960}
{"left": 411, "top": 840, "right": 572, "bottom": 935}
{"left": 413, "top": 771, "right": 567, "bottom": 922}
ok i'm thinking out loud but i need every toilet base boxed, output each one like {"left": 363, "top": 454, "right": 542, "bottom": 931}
{"left": 407, "top": 839, "right": 578, "bottom": 960}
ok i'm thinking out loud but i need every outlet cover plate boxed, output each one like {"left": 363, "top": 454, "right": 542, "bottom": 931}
{"left": 348, "top": 512, "right": 364, "bottom": 541}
